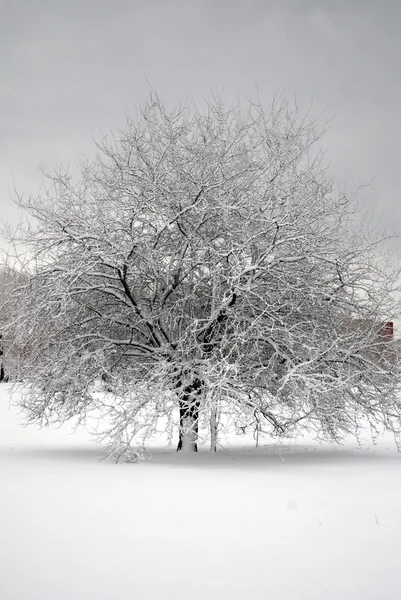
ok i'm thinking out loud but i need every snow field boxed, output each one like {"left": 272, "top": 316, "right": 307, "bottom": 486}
{"left": 1, "top": 384, "right": 401, "bottom": 599}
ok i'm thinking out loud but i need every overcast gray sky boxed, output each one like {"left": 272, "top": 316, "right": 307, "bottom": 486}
{"left": 1, "top": 0, "right": 400, "bottom": 232}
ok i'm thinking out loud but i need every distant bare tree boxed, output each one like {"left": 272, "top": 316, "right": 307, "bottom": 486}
{"left": 0, "top": 334, "right": 5, "bottom": 382}
{"left": 2, "top": 92, "right": 400, "bottom": 459}
{"left": 0, "top": 266, "right": 30, "bottom": 381}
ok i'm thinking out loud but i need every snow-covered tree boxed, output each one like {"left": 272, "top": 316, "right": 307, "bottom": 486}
{"left": 2, "top": 92, "right": 400, "bottom": 458}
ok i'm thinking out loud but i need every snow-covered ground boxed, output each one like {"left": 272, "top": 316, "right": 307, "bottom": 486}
{"left": 1, "top": 384, "right": 401, "bottom": 600}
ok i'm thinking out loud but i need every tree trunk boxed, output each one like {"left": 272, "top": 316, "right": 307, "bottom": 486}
{"left": 176, "top": 378, "right": 202, "bottom": 452}
{"left": 210, "top": 409, "right": 217, "bottom": 452}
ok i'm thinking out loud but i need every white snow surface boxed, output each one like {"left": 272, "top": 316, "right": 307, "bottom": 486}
{"left": 1, "top": 384, "right": 401, "bottom": 600}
